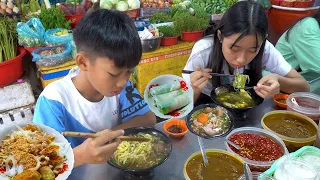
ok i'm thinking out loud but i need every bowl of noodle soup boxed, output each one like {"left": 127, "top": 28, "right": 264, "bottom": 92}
{"left": 108, "top": 127, "right": 172, "bottom": 176}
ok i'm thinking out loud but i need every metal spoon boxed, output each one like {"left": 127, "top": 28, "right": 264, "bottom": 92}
{"left": 197, "top": 136, "right": 208, "bottom": 167}
{"left": 244, "top": 163, "right": 253, "bottom": 180}
{"left": 225, "top": 139, "right": 241, "bottom": 151}
{"left": 182, "top": 70, "right": 235, "bottom": 77}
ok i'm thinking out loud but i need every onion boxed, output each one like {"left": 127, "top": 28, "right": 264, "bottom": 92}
{"left": 0, "top": 2, "right": 6, "bottom": 9}
{"left": 27, "top": 156, "right": 41, "bottom": 171}
{"left": 5, "top": 155, "right": 17, "bottom": 176}
{"left": 6, "top": 1, "right": 13, "bottom": 9}
{"left": 12, "top": 6, "right": 19, "bottom": 13}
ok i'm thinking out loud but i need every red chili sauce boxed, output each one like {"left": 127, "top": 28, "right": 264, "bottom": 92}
{"left": 0, "top": 167, "right": 5, "bottom": 173}
{"left": 228, "top": 133, "right": 284, "bottom": 162}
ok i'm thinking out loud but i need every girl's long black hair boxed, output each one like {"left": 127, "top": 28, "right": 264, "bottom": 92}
{"left": 285, "top": 9, "right": 320, "bottom": 41}
{"left": 207, "top": 0, "right": 268, "bottom": 88}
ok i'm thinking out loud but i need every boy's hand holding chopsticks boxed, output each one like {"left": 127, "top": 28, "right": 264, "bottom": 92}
{"left": 71, "top": 129, "right": 124, "bottom": 167}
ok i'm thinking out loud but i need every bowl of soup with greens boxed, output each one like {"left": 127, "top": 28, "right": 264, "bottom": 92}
{"left": 183, "top": 149, "right": 244, "bottom": 180}
{"left": 211, "top": 85, "right": 263, "bottom": 112}
{"left": 261, "top": 110, "right": 318, "bottom": 152}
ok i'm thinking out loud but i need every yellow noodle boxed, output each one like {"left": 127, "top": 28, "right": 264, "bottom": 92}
{"left": 113, "top": 133, "right": 154, "bottom": 168}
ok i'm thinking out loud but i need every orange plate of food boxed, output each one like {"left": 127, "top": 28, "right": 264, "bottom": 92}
{"left": 273, "top": 93, "right": 289, "bottom": 108}
{"left": 163, "top": 119, "right": 188, "bottom": 138}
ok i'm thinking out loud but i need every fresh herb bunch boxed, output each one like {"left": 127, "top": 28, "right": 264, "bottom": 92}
{"left": 0, "top": 16, "right": 18, "bottom": 63}
{"left": 150, "top": 12, "right": 172, "bottom": 24}
{"left": 39, "top": 7, "right": 71, "bottom": 29}
{"left": 173, "top": 12, "right": 209, "bottom": 32}
{"left": 158, "top": 26, "right": 180, "bottom": 37}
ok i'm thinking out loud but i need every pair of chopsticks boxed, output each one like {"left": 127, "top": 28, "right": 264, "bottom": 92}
{"left": 61, "top": 131, "right": 150, "bottom": 142}
{"left": 182, "top": 70, "right": 235, "bottom": 77}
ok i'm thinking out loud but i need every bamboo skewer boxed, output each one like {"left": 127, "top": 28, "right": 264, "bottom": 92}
{"left": 61, "top": 131, "right": 150, "bottom": 142}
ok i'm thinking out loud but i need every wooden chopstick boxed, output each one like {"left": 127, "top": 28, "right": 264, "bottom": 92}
{"left": 61, "top": 131, "right": 150, "bottom": 142}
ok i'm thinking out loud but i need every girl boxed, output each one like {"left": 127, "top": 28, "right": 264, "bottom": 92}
{"left": 182, "top": 0, "right": 309, "bottom": 104}
{"left": 276, "top": 9, "right": 320, "bottom": 73}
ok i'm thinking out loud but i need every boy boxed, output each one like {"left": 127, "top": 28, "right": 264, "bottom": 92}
{"left": 33, "top": 10, "right": 156, "bottom": 167}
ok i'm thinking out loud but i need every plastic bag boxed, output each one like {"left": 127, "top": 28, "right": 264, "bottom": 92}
{"left": 45, "top": 28, "right": 73, "bottom": 46}
{"left": 17, "top": 18, "right": 45, "bottom": 47}
{"left": 32, "top": 43, "right": 73, "bottom": 67}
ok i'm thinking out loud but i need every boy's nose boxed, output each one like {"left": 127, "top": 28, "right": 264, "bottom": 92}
{"left": 116, "top": 78, "right": 128, "bottom": 89}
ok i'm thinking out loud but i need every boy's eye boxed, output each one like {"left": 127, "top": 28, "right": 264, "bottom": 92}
{"left": 108, "top": 72, "right": 118, "bottom": 77}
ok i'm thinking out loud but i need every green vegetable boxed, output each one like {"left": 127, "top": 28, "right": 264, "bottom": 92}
{"left": 116, "top": 1, "right": 128, "bottom": 11}
{"left": 0, "top": 17, "right": 18, "bottom": 63}
{"left": 150, "top": 12, "right": 172, "bottom": 24}
{"left": 173, "top": 12, "right": 209, "bottom": 32}
{"left": 39, "top": 7, "right": 71, "bottom": 29}
{"left": 232, "top": 72, "right": 250, "bottom": 90}
{"left": 157, "top": 26, "right": 180, "bottom": 37}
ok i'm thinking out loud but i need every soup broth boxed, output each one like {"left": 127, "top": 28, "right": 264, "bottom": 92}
{"left": 186, "top": 152, "right": 244, "bottom": 180}
{"left": 216, "top": 90, "right": 256, "bottom": 108}
{"left": 264, "top": 113, "right": 317, "bottom": 138}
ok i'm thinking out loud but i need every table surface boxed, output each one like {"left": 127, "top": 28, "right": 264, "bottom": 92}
{"left": 68, "top": 97, "right": 277, "bottom": 180}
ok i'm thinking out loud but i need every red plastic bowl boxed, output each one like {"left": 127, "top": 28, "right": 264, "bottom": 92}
{"left": 0, "top": 47, "right": 26, "bottom": 87}
{"left": 65, "top": 14, "right": 85, "bottom": 28}
{"left": 181, "top": 30, "right": 204, "bottom": 42}
{"left": 273, "top": 93, "right": 289, "bottom": 109}
{"left": 161, "top": 36, "right": 178, "bottom": 46}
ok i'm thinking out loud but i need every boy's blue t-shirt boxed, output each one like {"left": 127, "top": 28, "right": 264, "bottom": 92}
{"left": 33, "top": 67, "right": 150, "bottom": 148}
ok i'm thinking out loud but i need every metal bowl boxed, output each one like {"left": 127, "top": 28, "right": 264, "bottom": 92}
{"left": 141, "top": 34, "right": 163, "bottom": 52}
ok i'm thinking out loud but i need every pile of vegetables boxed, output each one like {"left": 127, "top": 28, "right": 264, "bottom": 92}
{"left": 157, "top": 26, "right": 180, "bottom": 37}
{"left": 173, "top": 12, "right": 209, "bottom": 32}
{"left": 140, "top": 0, "right": 170, "bottom": 8}
{"left": 39, "top": 7, "right": 71, "bottom": 29}
{"left": 100, "top": 0, "right": 140, "bottom": 11}
{"left": 174, "top": 0, "right": 238, "bottom": 15}
{"left": 58, "top": 0, "right": 93, "bottom": 15}
{"left": 0, "top": 16, "right": 17, "bottom": 63}
{"left": 0, "top": 0, "right": 20, "bottom": 16}
{"left": 149, "top": 12, "right": 172, "bottom": 23}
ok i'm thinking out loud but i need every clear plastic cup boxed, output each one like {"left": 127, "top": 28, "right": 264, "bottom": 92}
{"left": 299, "top": 150, "right": 320, "bottom": 174}
{"left": 274, "top": 158, "right": 318, "bottom": 180}
{"left": 238, "top": 172, "right": 275, "bottom": 180}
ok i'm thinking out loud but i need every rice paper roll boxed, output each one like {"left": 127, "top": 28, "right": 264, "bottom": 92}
{"left": 150, "top": 80, "right": 181, "bottom": 96}
{"left": 153, "top": 89, "right": 185, "bottom": 102}
{"left": 156, "top": 93, "right": 190, "bottom": 114}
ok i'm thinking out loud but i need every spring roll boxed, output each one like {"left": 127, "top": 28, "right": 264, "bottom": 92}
{"left": 153, "top": 89, "right": 185, "bottom": 102}
{"left": 150, "top": 80, "right": 181, "bottom": 96}
{"left": 156, "top": 93, "right": 191, "bottom": 114}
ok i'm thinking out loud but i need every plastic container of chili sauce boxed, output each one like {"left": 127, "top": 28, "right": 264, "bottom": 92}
{"left": 286, "top": 92, "right": 320, "bottom": 123}
{"left": 225, "top": 127, "right": 289, "bottom": 172}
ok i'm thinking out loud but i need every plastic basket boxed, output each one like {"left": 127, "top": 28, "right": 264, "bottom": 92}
{"left": 139, "top": 8, "right": 171, "bottom": 17}
{"left": 263, "top": 146, "right": 320, "bottom": 178}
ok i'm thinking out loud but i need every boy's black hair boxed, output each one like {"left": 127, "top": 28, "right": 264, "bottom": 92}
{"left": 207, "top": 0, "right": 268, "bottom": 87}
{"left": 73, "top": 9, "right": 142, "bottom": 68}
{"left": 285, "top": 9, "right": 320, "bottom": 41}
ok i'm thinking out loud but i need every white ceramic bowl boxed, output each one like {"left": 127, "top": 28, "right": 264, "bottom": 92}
{"left": 143, "top": 74, "right": 193, "bottom": 119}
{"left": 0, "top": 122, "right": 74, "bottom": 180}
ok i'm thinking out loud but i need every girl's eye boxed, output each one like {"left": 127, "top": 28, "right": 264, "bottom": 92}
{"left": 231, "top": 48, "right": 239, "bottom": 52}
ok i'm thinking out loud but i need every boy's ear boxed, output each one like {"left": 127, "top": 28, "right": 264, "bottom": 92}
{"left": 76, "top": 52, "right": 90, "bottom": 71}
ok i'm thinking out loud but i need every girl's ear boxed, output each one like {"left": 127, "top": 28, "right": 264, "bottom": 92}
{"left": 217, "top": 30, "right": 222, "bottom": 43}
